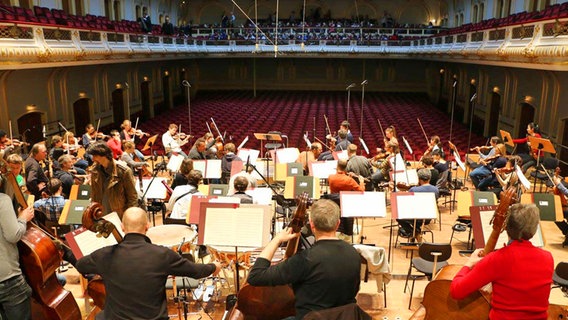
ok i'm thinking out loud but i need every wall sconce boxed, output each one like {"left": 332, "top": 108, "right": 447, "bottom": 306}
{"left": 115, "top": 83, "right": 122, "bottom": 89}
{"left": 524, "top": 95, "right": 534, "bottom": 103}
{"left": 26, "top": 104, "right": 37, "bottom": 112}
{"left": 470, "top": 78, "right": 476, "bottom": 85}
{"left": 164, "top": 71, "right": 169, "bottom": 76}
{"left": 78, "top": 92, "right": 87, "bottom": 99}
{"left": 492, "top": 86, "right": 500, "bottom": 93}
{"left": 439, "top": 69, "right": 445, "bottom": 74}
{"left": 143, "top": 76, "right": 149, "bottom": 82}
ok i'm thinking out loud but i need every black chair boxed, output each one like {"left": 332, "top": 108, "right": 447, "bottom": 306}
{"left": 553, "top": 262, "right": 568, "bottom": 297}
{"left": 530, "top": 157, "right": 559, "bottom": 192}
{"left": 405, "top": 242, "right": 452, "bottom": 309}
{"left": 449, "top": 217, "right": 474, "bottom": 250}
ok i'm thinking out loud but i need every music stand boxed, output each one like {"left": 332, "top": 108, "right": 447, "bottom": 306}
{"left": 499, "top": 130, "right": 514, "bottom": 148}
{"left": 254, "top": 132, "right": 282, "bottom": 159}
{"left": 527, "top": 136, "right": 556, "bottom": 193}
{"left": 142, "top": 134, "right": 158, "bottom": 169}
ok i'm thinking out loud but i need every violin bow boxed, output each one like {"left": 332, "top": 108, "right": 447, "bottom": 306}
{"left": 95, "top": 118, "right": 101, "bottom": 142}
{"left": 377, "top": 118, "right": 385, "bottom": 141}
{"left": 133, "top": 117, "right": 140, "bottom": 143}
{"left": 417, "top": 118, "right": 429, "bottom": 145}
{"left": 210, "top": 117, "right": 224, "bottom": 144}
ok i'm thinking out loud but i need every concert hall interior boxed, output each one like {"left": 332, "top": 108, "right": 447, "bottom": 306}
{"left": 1, "top": 0, "right": 568, "bottom": 319}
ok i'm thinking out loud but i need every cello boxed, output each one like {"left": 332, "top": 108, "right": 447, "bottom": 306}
{"left": 228, "top": 192, "right": 311, "bottom": 320}
{"left": 416, "top": 186, "right": 518, "bottom": 320}
{"left": 0, "top": 160, "right": 82, "bottom": 319}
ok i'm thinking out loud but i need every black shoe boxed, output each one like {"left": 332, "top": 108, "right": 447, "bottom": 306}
{"left": 398, "top": 228, "right": 412, "bottom": 238}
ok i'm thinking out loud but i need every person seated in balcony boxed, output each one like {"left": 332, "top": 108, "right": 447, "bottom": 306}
{"left": 162, "top": 16, "right": 174, "bottom": 35}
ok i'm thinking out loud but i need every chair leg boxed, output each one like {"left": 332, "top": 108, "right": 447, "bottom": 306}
{"left": 383, "top": 282, "right": 387, "bottom": 308}
{"left": 408, "top": 278, "right": 416, "bottom": 309}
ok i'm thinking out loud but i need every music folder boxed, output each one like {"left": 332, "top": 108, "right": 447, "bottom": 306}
{"left": 59, "top": 199, "right": 91, "bottom": 225}
{"left": 283, "top": 176, "right": 320, "bottom": 199}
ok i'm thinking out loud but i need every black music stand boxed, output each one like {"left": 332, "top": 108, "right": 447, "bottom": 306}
{"left": 527, "top": 136, "right": 556, "bottom": 193}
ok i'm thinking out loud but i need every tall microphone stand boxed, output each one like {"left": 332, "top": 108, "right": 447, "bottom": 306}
{"left": 449, "top": 76, "right": 458, "bottom": 143}
{"left": 359, "top": 80, "right": 368, "bottom": 139}
{"left": 125, "top": 82, "right": 130, "bottom": 121}
{"left": 182, "top": 80, "right": 192, "bottom": 138}
{"left": 465, "top": 92, "right": 477, "bottom": 179}
{"left": 346, "top": 83, "right": 355, "bottom": 122}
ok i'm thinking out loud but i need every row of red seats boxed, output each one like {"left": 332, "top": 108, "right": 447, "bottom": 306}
{"left": 437, "top": 2, "right": 568, "bottom": 37}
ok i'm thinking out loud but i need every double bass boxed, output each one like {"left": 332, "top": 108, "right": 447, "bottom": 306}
{"left": 416, "top": 186, "right": 517, "bottom": 320}
{"left": 0, "top": 160, "right": 82, "bottom": 319}
{"left": 228, "top": 192, "right": 311, "bottom": 320}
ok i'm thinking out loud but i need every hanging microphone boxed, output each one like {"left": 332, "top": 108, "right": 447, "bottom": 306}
{"left": 452, "top": 76, "right": 458, "bottom": 87}
{"left": 361, "top": 80, "right": 368, "bottom": 85}
{"left": 346, "top": 83, "right": 356, "bottom": 90}
{"left": 182, "top": 80, "right": 191, "bottom": 87}
{"left": 42, "top": 125, "right": 46, "bottom": 139}
{"left": 177, "top": 237, "right": 185, "bottom": 255}
{"left": 470, "top": 93, "right": 478, "bottom": 102}
{"left": 124, "top": 82, "right": 129, "bottom": 89}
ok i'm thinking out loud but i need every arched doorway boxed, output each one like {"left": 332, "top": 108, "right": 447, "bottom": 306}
{"left": 73, "top": 98, "right": 92, "bottom": 136}
{"left": 515, "top": 102, "right": 535, "bottom": 155}
{"left": 141, "top": 80, "right": 153, "bottom": 119}
{"left": 17, "top": 111, "right": 43, "bottom": 145}
{"left": 487, "top": 92, "right": 501, "bottom": 136}
{"left": 112, "top": 88, "right": 126, "bottom": 127}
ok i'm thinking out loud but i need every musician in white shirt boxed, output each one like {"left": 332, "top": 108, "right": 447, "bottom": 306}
{"left": 162, "top": 124, "right": 189, "bottom": 158}
{"left": 167, "top": 170, "right": 203, "bottom": 219}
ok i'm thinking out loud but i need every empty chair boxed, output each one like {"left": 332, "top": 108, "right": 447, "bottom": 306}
{"left": 405, "top": 242, "right": 452, "bottom": 309}
{"left": 553, "top": 261, "right": 568, "bottom": 297}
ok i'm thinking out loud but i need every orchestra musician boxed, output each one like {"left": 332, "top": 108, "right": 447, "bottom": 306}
{"left": 76, "top": 207, "right": 221, "bottom": 320}
{"left": 228, "top": 164, "right": 256, "bottom": 195}
{"left": 24, "top": 143, "right": 49, "bottom": 200}
{"left": 220, "top": 142, "right": 241, "bottom": 184}
{"left": 53, "top": 154, "right": 77, "bottom": 198}
{"left": 345, "top": 144, "right": 373, "bottom": 191}
{"left": 120, "top": 141, "right": 149, "bottom": 174}
{"left": 381, "top": 126, "right": 399, "bottom": 152}
{"left": 82, "top": 123, "right": 107, "bottom": 149}
{"left": 0, "top": 178, "right": 35, "bottom": 320}
{"left": 0, "top": 130, "right": 25, "bottom": 160}
{"left": 87, "top": 142, "right": 138, "bottom": 219}
{"left": 162, "top": 124, "right": 189, "bottom": 158}
{"left": 203, "top": 132, "right": 220, "bottom": 159}
{"left": 396, "top": 168, "right": 439, "bottom": 240}
{"left": 469, "top": 143, "right": 507, "bottom": 191}
{"left": 107, "top": 130, "right": 123, "bottom": 160}
{"left": 422, "top": 135, "right": 445, "bottom": 159}
{"left": 120, "top": 120, "right": 148, "bottom": 161}
{"left": 466, "top": 136, "right": 500, "bottom": 169}
{"left": 49, "top": 135, "right": 66, "bottom": 165}
{"left": 230, "top": 176, "right": 253, "bottom": 204}
{"left": 370, "top": 141, "right": 399, "bottom": 189}
{"left": 492, "top": 155, "right": 523, "bottom": 198}
{"left": 512, "top": 122, "right": 542, "bottom": 173}
{"left": 421, "top": 155, "right": 439, "bottom": 186}
{"left": 450, "top": 203, "right": 553, "bottom": 320}
{"left": 297, "top": 142, "right": 322, "bottom": 175}
{"left": 247, "top": 199, "right": 363, "bottom": 319}
{"left": 62, "top": 131, "right": 89, "bottom": 171}
{"left": 334, "top": 129, "right": 350, "bottom": 151}
{"left": 1, "top": 154, "right": 26, "bottom": 204}
{"left": 552, "top": 175, "right": 568, "bottom": 246}
{"left": 170, "top": 158, "right": 193, "bottom": 190}
{"left": 188, "top": 138, "right": 207, "bottom": 160}
{"left": 166, "top": 170, "right": 203, "bottom": 219}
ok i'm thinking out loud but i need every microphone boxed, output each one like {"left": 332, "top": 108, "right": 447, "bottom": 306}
{"left": 182, "top": 80, "right": 191, "bottom": 87}
{"left": 245, "top": 155, "right": 250, "bottom": 172}
{"left": 361, "top": 80, "right": 368, "bottom": 85}
{"left": 124, "top": 82, "right": 129, "bottom": 89}
{"left": 470, "top": 93, "right": 477, "bottom": 102}
{"left": 177, "top": 237, "right": 185, "bottom": 255}
{"left": 346, "top": 83, "right": 356, "bottom": 90}
{"left": 153, "top": 151, "right": 158, "bottom": 161}
{"left": 42, "top": 125, "right": 46, "bottom": 139}
{"left": 281, "top": 134, "right": 288, "bottom": 138}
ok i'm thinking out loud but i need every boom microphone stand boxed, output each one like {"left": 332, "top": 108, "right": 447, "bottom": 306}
{"left": 346, "top": 83, "right": 356, "bottom": 123}
{"left": 182, "top": 80, "right": 192, "bottom": 138}
{"left": 359, "top": 80, "right": 368, "bottom": 139}
{"left": 449, "top": 76, "right": 458, "bottom": 143}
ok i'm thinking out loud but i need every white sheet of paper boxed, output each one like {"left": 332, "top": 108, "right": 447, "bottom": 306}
{"left": 205, "top": 159, "right": 222, "bottom": 179}
{"left": 237, "top": 148, "right": 260, "bottom": 165}
{"left": 73, "top": 229, "right": 118, "bottom": 257}
{"left": 103, "top": 212, "right": 125, "bottom": 238}
{"left": 340, "top": 191, "right": 386, "bottom": 218}
{"left": 209, "top": 196, "right": 241, "bottom": 204}
{"left": 310, "top": 160, "right": 337, "bottom": 179}
{"left": 333, "top": 150, "right": 349, "bottom": 161}
{"left": 136, "top": 177, "right": 168, "bottom": 200}
{"left": 390, "top": 153, "right": 406, "bottom": 173}
{"left": 252, "top": 159, "right": 273, "bottom": 180}
{"left": 454, "top": 151, "right": 466, "bottom": 172}
{"left": 246, "top": 187, "right": 273, "bottom": 205}
{"left": 394, "top": 193, "right": 438, "bottom": 219}
{"left": 402, "top": 136, "right": 413, "bottom": 155}
{"left": 167, "top": 154, "right": 185, "bottom": 172}
{"left": 517, "top": 165, "right": 531, "bottom": 190}
{"left": 393, "top": 169, "right": 418, "bottom": 186}
{"left": 478, "top": 208, "right": 544, "bottom": 248}
{"left": 203, "top": 205, "right": 271, "bottom": 248}
{"left": 276, "top": 148, "right": 300, "bottom": 164}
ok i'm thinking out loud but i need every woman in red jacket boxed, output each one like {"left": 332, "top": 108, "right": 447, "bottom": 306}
{"left": 512, "top": 122, "right": 542, "bottom": 173}
{"left": 450, "top": 203, "right": 554, "bottom": 320}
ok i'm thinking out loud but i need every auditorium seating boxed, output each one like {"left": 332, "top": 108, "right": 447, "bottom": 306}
{"left": 137, "top": 91, "right": 486, "bottom": 161}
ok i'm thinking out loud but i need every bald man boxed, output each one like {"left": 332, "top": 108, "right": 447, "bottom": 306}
{"left": 77, "top": 207, "right": 220, "bottom": 320}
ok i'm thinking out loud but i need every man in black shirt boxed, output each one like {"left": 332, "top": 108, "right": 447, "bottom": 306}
{"left": 247, "top": 199, "right": 361, "bottom": 319}
{"left": 77, "top": 207, "right": 220, "bottom": 320}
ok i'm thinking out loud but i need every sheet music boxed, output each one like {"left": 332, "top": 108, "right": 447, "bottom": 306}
{"left": 237, "top": 148, "right": 260, "bottom": 165}
{"left": 402, "top": 136, "right": 413, "bottom": 155}
{"left": 205, "top": 159, "right": 222, "bottom": 179}
{"left": 454, "top": 151, "right": 466, "bottom": 172}
{"left": 167, "top": 154, "right": 184, "bottom": 172}
{"left": 276, "top": 148, "right": 300, "bottom": 164}
{"left": 394, "top": 193, "right": 438, "bottom": 219}
{"left": 359, "top": 137, "right": 369, "bottom": 155}
{"left": 390, "top": 153, "right": 406, "bottom": 173}
{"left": 333, "top": 150, "right": 349, "bottom": 161}
{"left": 203, "top": 205, "right": 271, "bottom": 248}
{"left": 103, "top": 212, "right": 125, "bottom": 238}
{"left": 73, "top": 229, "right": 118, "bottom": 257}
{"left": 477, "top": 208, "right": 544, "bottom": 248}
{"left": 392, "top": 169, "right": 418, "bottom": 186}
{"left": 252, "top": 159, "right": 274, "bottom": 180}
{"left": 517, "top": 165, "right": 531, "bottom": 190}
{"left": 310, "top": 160, "right": 337, "bottom": 179}
{"left": 135, "top": 177, "right": 168, "bottom": 200}
{"left": 340, "top": 191, "right": 386, "bottom": 218}
{"left": 246, "top": 187, "right": 273, "bottom": 205}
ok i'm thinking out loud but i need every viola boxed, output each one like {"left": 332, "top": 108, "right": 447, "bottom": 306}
{"left": 552, "top": 167, "right": 568, "bottom": 207}
{"left": 0, "top": 159, "right": 82, "bottom": 319}
{"left": 228, "top": 193, "right": 311, "bottom": 319}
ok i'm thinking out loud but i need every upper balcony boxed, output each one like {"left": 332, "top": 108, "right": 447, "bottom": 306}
{"left": 1, "top": 4, "right": 567, "bottom": 71}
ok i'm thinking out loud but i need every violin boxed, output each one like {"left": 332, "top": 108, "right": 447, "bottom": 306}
{"left": 544, "top": 166, "right": 568, "bottom": 207}
{"left": 127, "top": 128, "right": 150, "bottom": 138}
{"left": 5, "top": 138, "right": 30, "bottom": 147}
{"left": 493, "top": 167, "right": 515, "bottom": 174}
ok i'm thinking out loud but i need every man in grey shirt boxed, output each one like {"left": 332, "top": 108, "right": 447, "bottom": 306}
{"left": 0, "top": 177, "right": 35, "bottom": 320}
